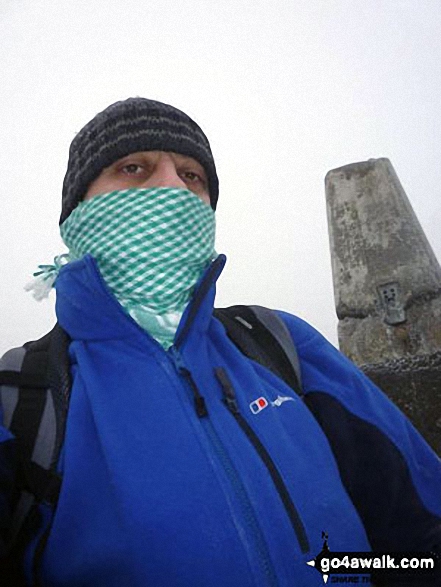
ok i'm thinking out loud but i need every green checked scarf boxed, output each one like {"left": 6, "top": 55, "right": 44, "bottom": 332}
{"left": 60, "top": 187, "right": 216, "bottom": 349}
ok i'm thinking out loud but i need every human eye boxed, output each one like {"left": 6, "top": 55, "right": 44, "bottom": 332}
{"left": 181, "top": 170, "right": 207, "bottom": 186}
{"left": 183, "top": 171, "right": 200, "bottom": 181}
{"left": 121, "top": 163, "right": 144, "bottom": 175}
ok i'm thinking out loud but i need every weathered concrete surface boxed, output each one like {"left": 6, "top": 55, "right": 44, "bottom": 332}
{"left": 325, "top": 158, "right": 441, "bottom": 454}
{"left": 361, "top": 352, "right": 441, "bottom": 454}
{"left": 338, "top": 297, "right": 441, "bottom": 365}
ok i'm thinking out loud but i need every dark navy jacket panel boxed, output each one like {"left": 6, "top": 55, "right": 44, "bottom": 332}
{"left": 304, "top": 391, "right": 441, "bottom": 552}
{"left": 276, "top": 311, "right": 441, "bottom": 546}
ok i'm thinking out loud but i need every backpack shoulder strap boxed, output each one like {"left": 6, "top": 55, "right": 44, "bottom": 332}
{"left": 0, "top": 325, "right": 71, "bottom": 486}
{"left": 0, "top": 324, "right": 71, "bottom": 578}
{"left": 214, "top": 305, "right": 303, "bottom": 395}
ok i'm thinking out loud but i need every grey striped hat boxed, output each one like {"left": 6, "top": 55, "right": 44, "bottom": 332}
{"left": 60, "top": 97, "right": 219, "bottom": 223}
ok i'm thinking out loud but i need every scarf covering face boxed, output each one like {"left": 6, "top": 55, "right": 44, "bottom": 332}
{"left": 60, "top": 187, "right": 216, "bottom": 348}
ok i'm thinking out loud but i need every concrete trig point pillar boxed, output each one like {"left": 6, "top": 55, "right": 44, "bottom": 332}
{"left": 325, "top": 158, "right": 441, "bottom": 453}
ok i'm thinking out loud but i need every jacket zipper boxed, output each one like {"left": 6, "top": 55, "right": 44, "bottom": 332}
{"left": 215, "top": 367, "right": 310, "bottom": 555}
{"left": 173, "top": 255, "right": 225, "bottom": 348}
{"left": 168, "top": 346, "right": 279, "bottom": 587}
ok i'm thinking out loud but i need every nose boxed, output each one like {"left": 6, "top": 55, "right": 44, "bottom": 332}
{"left": 141, "top": 155, "right": 187, "bottom": 190}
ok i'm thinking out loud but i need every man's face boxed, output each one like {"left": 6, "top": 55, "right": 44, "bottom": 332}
{"left": 84, "top": 151, "right": 210, "bottom": 205}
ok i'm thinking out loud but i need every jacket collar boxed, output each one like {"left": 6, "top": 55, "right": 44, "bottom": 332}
{"left": 54, "top": 253, "right": 226, "bottom": 349}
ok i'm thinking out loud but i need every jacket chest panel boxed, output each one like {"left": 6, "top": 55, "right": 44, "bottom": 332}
{"left": 42, "top": 336, "right": 370, "bottom": 587}
{"left": 43, "top": 358, "right": 266, "bottom": 586}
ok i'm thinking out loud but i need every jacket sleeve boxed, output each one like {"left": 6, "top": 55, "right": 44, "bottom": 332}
{"left": 277, "top": 312, "right": 441, "bottom": 560}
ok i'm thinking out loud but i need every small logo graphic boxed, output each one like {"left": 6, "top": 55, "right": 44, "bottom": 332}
{"left": 271, "top": 395, "right": 295, "bottom": 407}
{"left": 306, "top": 532, "right": 331, "bottom": 584}
{"left": 249, "top": 397, "right": 269, "bottom": 414}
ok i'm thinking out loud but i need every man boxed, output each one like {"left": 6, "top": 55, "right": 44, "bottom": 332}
{"left": 1, "top": 97, "right": 440, "bottom": 587}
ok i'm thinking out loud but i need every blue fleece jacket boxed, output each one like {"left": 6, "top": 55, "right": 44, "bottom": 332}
{"left": 1, "top": 254, "right": 441, "bottom": 587}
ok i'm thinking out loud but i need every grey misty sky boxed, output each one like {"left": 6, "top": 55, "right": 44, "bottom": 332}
{"left": 1, "top": 0, "right": 440, "bottom": 354}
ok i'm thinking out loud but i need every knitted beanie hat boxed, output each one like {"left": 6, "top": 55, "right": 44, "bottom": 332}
{"left": 60, "top": 97, "right": 219, "bottom": 224}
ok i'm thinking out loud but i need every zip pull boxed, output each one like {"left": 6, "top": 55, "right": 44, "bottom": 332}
{"left": 183, "top": 370, "right": 208, "bottom": 418}
{"left": 169, "top": 346, "right": 208, "bottom": 418}
{"left": 215, "top": 367, "right": 239, "bottom": 414}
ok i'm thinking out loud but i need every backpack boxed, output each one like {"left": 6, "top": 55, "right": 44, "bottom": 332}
{"left": 0, "top": 305, "right": 302, "bottom": 585}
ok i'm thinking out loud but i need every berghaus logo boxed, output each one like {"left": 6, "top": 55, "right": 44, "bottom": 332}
{"left": 249, "top": 395, "right": 295, "bottom": 414}
{"left": 249, "top": 397, "right": 268, "bottom": 414}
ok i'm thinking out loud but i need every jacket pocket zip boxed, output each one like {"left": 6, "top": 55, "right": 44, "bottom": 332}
{"left": 202, "top": 418, "right": 280, "bottom": 587}
{"left": 215, "top": 367, "right": 310, "bottom": 555}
